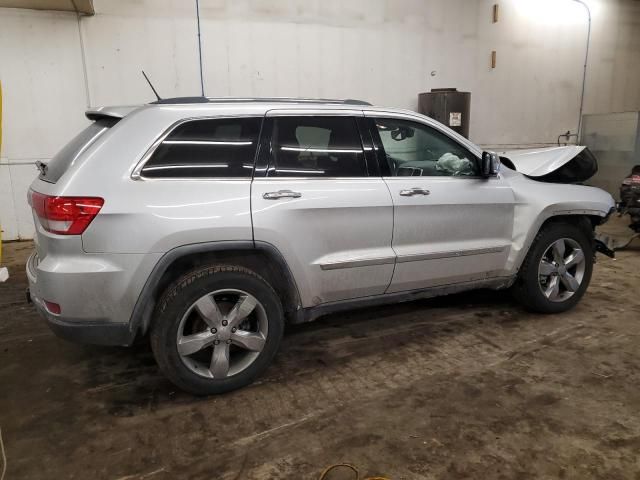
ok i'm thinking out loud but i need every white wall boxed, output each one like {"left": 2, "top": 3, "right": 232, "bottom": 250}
{"left": 1, "top": 0, "right": 639, "bottom": 240}
{"left": 0, "top": 8, "right": 88, "bottom": 240}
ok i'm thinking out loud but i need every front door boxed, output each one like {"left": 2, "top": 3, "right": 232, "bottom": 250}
{"left": 367, "top": 115, "right": 515, "bottom": 293}
{"left": 251, "top": 111, "right": 395, "bottom": 307}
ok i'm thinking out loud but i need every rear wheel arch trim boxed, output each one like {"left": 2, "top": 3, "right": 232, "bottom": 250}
{"left": 128, "top": 241, "right": 302, "bottom": 341}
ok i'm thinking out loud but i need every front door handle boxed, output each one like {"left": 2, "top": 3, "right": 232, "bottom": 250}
{"left": 263, "top": 190, "right": 302, "bottom": 200}
{"left": 399, "top": 187, "right": 431, "bottom": 196}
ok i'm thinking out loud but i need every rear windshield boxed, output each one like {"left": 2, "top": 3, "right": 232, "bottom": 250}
{"left": 40, "top": 118, "right": 118, "bottom": 183}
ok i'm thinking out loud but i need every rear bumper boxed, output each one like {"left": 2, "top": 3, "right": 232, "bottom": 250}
{"left": 26, "top": 249, "right": 158, "bottom": 346}
{"left": 28, "top": 292, "right": 135, "bottom": 345}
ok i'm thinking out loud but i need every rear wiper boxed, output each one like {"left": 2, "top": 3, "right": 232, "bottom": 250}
{"left": 36, "top": 160, "right": 48, "bottom": 176}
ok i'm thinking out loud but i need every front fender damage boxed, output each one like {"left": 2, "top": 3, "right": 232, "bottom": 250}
{"left": 503, "top": 168, "right": 615, "bottom": 273}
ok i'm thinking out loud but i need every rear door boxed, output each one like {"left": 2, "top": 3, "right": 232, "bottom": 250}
{"left": 251, "top": 110, "right": 395, "bottom": 307}
{"left": 366, "top": 114, "right": 515, "bottom": 293}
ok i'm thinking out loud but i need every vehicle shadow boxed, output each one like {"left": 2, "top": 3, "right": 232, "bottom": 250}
{"left": 80, "top": 288, "right": 523, "bottom": 416}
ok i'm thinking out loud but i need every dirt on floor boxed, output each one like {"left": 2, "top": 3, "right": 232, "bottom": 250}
{"left": 0, "top": 217, "right": 639, "bottom": 480}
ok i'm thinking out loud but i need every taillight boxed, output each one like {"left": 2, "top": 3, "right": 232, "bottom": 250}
{"left": 29, "top": 190, "right": 104, "bottom": 235}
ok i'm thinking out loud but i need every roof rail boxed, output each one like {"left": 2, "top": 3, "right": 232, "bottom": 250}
{"left": 150, "top": 97, "right": 372, "bottom": 106}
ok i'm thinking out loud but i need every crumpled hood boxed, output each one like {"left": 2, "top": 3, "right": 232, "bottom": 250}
{"left": 499, "top": 146, "right": 586, "bottom": 176}
{"left": 498, "top": 145, "right": 597, "bottom": 183}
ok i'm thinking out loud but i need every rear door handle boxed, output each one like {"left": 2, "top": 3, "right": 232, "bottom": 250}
{"left": 399, "top": 187, "right": 430, "bottom": 196}
{"left": 263, "top": 190, "right": 302, "bottom": 200}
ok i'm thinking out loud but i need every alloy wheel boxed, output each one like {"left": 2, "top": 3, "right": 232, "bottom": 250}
{"left": 176, "top": 289, "right": 268, "bottom": 379}
{"left": 537, "top": 238, "right": 586, "bottom": 303}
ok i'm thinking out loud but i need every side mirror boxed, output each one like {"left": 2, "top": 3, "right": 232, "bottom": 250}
{"left": 481, "top": 151, "right": 500, "bottom": 177}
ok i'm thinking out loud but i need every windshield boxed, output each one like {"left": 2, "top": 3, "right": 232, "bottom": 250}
{"left": 40, "top": 118, "right": 117, "bottom": 183}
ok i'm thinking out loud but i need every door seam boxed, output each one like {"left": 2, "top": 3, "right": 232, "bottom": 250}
{"left": 382, "top": 177, "right": 398, "bottom": 294}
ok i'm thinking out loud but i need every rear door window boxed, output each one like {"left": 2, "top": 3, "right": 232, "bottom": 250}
{"left": 41, "top": 118, "right": 117, "bottom": 183}
{"left": 267, "top": 116, "right": 368, "bottom": 177}
{"left": 141, "top": 117, "right": 262, "bottom": 178}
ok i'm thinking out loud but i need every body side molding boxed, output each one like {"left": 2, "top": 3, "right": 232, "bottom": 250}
{"left": 396, "top": 245, "right": 508, "bottom": 263}
{"left": 318, "top": 245, "right": 508, "bottom": 271}
{"left": 319, "top": 256, "right": 396, "bottom": 271}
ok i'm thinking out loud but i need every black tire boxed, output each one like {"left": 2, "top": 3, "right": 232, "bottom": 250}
{"left": 511, "top": 221, "right": 594, "bottom": 313}
{"left": 150, "top": 265, "right": 284, "bottom": 395}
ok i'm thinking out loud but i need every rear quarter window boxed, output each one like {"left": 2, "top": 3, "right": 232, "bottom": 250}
{"left": 140, "top": 117, "right": 262, "bottom": 178}
{"left": 41, "top": 118, "right": 117, "bottom": 183}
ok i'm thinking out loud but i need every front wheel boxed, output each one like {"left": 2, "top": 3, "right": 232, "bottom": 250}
{"left": 150, "top": 265, "right": 284, "bottom": 395}
{"left": 512, "top": 222, "right": 593, "bottom": 313}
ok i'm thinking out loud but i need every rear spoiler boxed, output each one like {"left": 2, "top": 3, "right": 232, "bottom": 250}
{"left": 85, "top": 105, "right": 139, "bottom": 122}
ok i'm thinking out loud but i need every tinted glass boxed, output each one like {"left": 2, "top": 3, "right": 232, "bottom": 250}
{"left": 42, "top": 118, "right": 117, "bottom": 183}
{"left": 375, "top": 118, "right": 477, "bottom": 177}
{"left": 142, "top": 117, "right": 262, "bottom": 178}
{"left": 268, "top": 116, "right": 367, "bottom": 177}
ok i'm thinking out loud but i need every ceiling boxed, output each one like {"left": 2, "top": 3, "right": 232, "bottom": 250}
{"left": 0, "top": 0, "right": 93, "bottom": 14}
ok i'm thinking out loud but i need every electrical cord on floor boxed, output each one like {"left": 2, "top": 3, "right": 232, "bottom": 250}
{"left": 0, "top": 427, "right": 6, "bottom": 480}
{"left": 318, "top": 463, "right": 390, "bottom": 480}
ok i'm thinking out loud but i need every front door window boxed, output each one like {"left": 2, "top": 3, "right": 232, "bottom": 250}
{"left": 374, "top": 118, "right": 478, "bottom": 177}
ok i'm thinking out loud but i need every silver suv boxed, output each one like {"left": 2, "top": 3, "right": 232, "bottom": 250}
{"left": 26, "top": 97, "right": 615, "bottom": 394}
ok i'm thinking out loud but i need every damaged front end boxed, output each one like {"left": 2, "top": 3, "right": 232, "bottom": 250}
{"left": 500, "top": 146, "right": 616, "bottom": 258}
{"left": 499, "top": 145, "right": 598, "bottom": 184}
{"left": 598, "top": 168, "right": 640, "bottom": 252}
{"left": 593, "top": 207, "right": 618, "bottom": 258}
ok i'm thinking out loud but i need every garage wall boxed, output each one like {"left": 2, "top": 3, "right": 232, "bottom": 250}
{"left": 0, "top": 8, "right": 88, "bottom": 241}
{"left": 1, "top": 0, "right": 639, "bottom": 240}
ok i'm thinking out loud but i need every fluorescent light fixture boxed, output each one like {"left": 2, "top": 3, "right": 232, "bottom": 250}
{"left": 163, "top": 140, "right": 253, "bottom": 146}
{"left": 275, "top": 169, "right": 326, "bottom": 174}
{"left": 143, "top": 164, "right": 229, "bottom": 171}
{"left": 281, "top": 147, "right": 362, "bottom": 153}
{"left": 516, "top": 0, "right": 598, "bottom": 25}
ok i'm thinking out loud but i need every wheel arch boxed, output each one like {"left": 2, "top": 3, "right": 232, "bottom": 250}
{"left": 513, "top": 209, "right": 606, "bottom": 273}
{"left": 538, "top": 213, "right": 597, "bottom": 236}
{"left": 128, "top": 241, "right": 303, "bottom": 340}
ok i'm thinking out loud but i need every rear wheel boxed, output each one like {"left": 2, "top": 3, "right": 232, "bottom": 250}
{"left": 512, "top": 222, "right": 593, "bottom": 313}
{"left": 150, "top": 265, "right": 284, "bottom": 395}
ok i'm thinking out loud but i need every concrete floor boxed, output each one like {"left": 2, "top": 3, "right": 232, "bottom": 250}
{"left": 1, "top": 217, "right": 639, "bottom": 480}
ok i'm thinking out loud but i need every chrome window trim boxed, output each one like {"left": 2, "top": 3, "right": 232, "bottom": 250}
{"left": 127, "top": 177, "right": 253, "bottom": 182}
{"left": 382, "top": 175, "right": 500, "bottom": 181}
{"left": 251, "top": 176, "right": 500, "bottom": 181}
{"left": 251, "top": 177, "right": 382, "bottom": 182}
{"left": 131, "top": 115, "right": 263, "bottom": 181}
